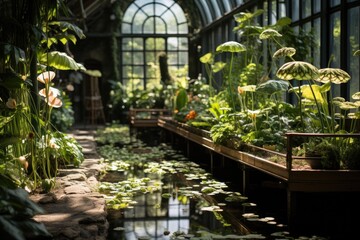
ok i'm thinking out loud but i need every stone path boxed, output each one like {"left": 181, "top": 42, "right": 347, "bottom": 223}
{"left": 30, "top": 129, "right": 108, "bottom": 240}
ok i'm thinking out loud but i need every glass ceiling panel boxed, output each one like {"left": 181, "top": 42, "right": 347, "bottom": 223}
{"left": 122, "top": 0, "right": 187, "bottom": 34}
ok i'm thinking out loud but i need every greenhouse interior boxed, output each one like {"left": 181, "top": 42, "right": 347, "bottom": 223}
{"left": 1, "top": 0, "right": 360, "bottom": 239}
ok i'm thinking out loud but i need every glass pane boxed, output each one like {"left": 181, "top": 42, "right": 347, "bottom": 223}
{"left": 314, "top": 1, "right": 321, "bottom": 13}
{"left": 302, "top": 0, "right": 311, "bottom": 18}
{"left": 122, "top": 23, "right": 131, "bottom": 33}
{"left": 167, "top": 37, "right": 178, "bottom": 50}
{"left": 146, "top": 38, "right": 155, "bottom": 50}
{"left": 330, "top": 12, "right": 341, "bottom": 97}
{"left": 133, "top": 13, "right": 147, "bottom": 33}
{"left": 122, "top": 38, "right": 132, "bottom": 50}
{"left": 133, "top": 52, "right": 144, "bottom": 64}
{"left": 348, "top": 7, "right": 360, "bottom": 96}
{"left": 279, "top": 1, "right": 286, "bottom": 18}
{"left": 178, "top": 51, "right": 188, "bottom": 65}
{"left": 146, "top": 65, "right": 159, "bottom": 79}
{"left": 178, "top": 23, "right": 188, "bottom": 34}
{"left": 144, "top": 17, "right": 155, "bottom": 34}
{"left": 330, "top": 0, "right": 341, "bottom": 7}
{"left": 172, "top": 4, "right": 186, "bottom": 23}
{"left": 132, "top": 38, "right": 144, "bottom": 50}
{"left": 155, "top": 4, "right": 167, "bottom": 15}
{"left": 313, "top": 18, "right": 321, "bottom": 68}
{"left": 155, "top": 38, "right": 165, "bottom": 50}
{"left": 123, "top": 5, "right": 137, "bottom": 23}
{"left": 146, "top": 52, "right": 156, "bottom": 64}
{"left": 179, "top": 38, "right": 188, "bottom": 50}
{"left": 142, "top": 4, "right": 154, "bottom": 16}
{"left": 155, "top": 17, "right": 166, "bottom": 33}
{"left": 122, "top": 66, "right": 132, "bottom": 78}
{"left": 163, "top": 10, "right": 177, "bottom": 33}
{"left": 122, "top": 52, "right": 132, "bottom": 64}
{"left": 133, "top": 66, "right": 144, "bottom": 78}
{"left": 292, "top": 0, "right": 299, "bottom": 21}
{"left": 167, "top": 52, "right": 178, "bottom": 64}
{"left": 271, "top": 0, "right": 277, "bottom": 24}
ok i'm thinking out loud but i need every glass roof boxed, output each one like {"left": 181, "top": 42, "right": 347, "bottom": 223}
{"left": 194, "top": 0, "right": 244, "bottom": 26}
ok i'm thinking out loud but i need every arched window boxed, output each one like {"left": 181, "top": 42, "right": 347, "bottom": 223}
{"left": 121, "top": 0, "right": 189, "bottom": 89}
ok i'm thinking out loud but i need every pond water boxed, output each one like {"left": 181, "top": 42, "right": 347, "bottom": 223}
{"left": 98, "top": 127, "right": 327, "bottom": 240}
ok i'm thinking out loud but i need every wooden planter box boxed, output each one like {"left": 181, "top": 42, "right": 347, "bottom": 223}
{"left": 129, "top": 108, "right": 170, "bottom": 128}
{"left": 158, "top": 116, "right": 360, "bottom": 192}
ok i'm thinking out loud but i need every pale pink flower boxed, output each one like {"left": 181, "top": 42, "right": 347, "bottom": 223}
{"left": 45, "top": 95, "right": 63, "bottom": 108}
{"left": 39, "top": 87, "right": 60, "bottom": 98}
{"left": 37, "top": 71, "right": 56, "bottom": 84}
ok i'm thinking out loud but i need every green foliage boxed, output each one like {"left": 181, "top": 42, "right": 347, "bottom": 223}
{"left": 50, "top": 93, "right": 74, "bottom": 132}
{"left": 0, "top": 174, "right": 52, "bottom": 240}
{"left": 50, "top": 131, "right": 84, "bottom": 167}
{"left": 175, "top": 88, "right": 188, "bottom": 111}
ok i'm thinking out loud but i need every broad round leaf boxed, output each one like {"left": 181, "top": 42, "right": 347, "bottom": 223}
{"left": 199, "top": 52, "right": 213, "bottom": 64}
{"left": 301, "top": 84, "right": 325, "bottom": 103}
{"left": 259, "top": 29, "right": 282, "bottom": 39}
{"left": 273, "top": 47, "right": 296, "bottom": 59}
{"left": 256, "top": 80, "right": 289, "bottom": 94}
{"left": 352, "top": 92, "right": 360, "bottom": 100}
{"left": 339, "top": 101, "right": 358, "bottom": 110}
{"left": 315, "top": 68, "right": 351, "bottom": 84}
{"left": 216, "top": 41, "right": 246, "bottom": 53}
{"left": 276, "top": 61, "right": 319, "bottom": 80}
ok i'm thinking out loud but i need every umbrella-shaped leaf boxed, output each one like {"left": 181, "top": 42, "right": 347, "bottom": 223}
{"left": 40, "top": 51, "right": 86, "bottom": 71}
{"left": 354, "top": 50, "right": 360, "bottom": 56}
{"left": 212, "top": 61, "right": 226, "bottom": 73}
{"left": 301, "top": 84, "right": 325, "bottom": 103}
{"left": 332, "top": 97, "right": 345, "bottom": 103}
{"left": 316, "top": 68, "right": 351, "bottom": 84}
{"left": 354, "top": 101, "right": 360, "bottom": 107}
{"left": 273, "top": 47, "right": 296, "bottom": 59}
{"left": 256, "top": 80, "right": 289, "bottom": 94}
{"left": 259, "top": 29, "right": 282, "bottom": 39}
{"left": 276, "top": 61, "right": 319, "bottom": 80}
{"left": 339, "top": 101, "right": 358, "bottom": 110}
{"left": 216, "top": 41, "right": 246, "bottom": 53}
{"left": 200, "top": 52, "right": 213, "bottom": 64}
{"left": 352, "top": 92, "right": 360, "bottom": 100}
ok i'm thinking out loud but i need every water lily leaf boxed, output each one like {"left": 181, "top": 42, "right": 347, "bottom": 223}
{"left": 276, "top": 61, "right": 319, "bottom": 80}
{"left": 256, "top": 80, "right": 289, "bottom": 94}
{"left": 216, "top": 41, "right": 246, "bottom": 53}
{"left": 301, "top": 84, "right": 325, "bottom": 103}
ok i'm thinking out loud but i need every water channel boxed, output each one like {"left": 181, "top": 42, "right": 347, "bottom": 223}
{"left": 97, "top": 126, "right": 345, "bottom": 240}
